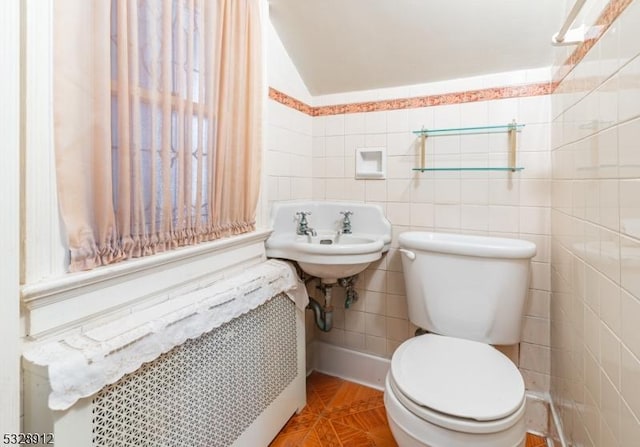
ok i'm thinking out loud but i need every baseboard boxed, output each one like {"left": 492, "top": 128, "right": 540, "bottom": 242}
{"left": 310, "top": 341, "right": 390, "bottom": 391}
{"left": 524, "top": 392, "right": 550, "bottom": 438}
{"left": 547, "top": 394, "right": 568, "bottom": 447}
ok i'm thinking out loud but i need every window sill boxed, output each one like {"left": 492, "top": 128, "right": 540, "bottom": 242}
{"left": 21, "top": 229, "right": 273, "bottom": 338}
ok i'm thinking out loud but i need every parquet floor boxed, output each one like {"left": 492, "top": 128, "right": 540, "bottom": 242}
{"left": 270, "top": 372, "right": 548, "bottom": 447}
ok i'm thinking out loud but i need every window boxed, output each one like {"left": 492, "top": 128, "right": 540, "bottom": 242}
{"left": 54, "top": 0, "right": 263, "bottom": 272}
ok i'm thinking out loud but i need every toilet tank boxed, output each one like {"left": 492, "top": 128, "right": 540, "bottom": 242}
{"left": 398, "top": 232, "right": 536, "bottom": 345}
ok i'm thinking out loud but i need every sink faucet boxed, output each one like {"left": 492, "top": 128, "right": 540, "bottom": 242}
{"left": 340, "top": 211, "right": 353, "bottom": 234}
{"left": 296, "top": 211, "right": 317, "bottom": 236}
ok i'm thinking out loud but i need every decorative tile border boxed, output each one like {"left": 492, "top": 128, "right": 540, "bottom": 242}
{"left": 268, "top": 88, "right": 314, "bottom": 115}
{"left": 312, "top": 83, "right": 556, "bottom": 116}
{"left": 270, "top": 83, "right": 555, "bottom": 117}
{"left": 552, "top": 0, "right": 633, "bottom": 85}
{"left": 269, "top": 0, "right": 631, "bottom": 117}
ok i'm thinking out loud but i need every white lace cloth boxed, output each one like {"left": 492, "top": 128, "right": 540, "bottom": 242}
{"left": 23, "top": 259, "right": 308, "bottom": 411}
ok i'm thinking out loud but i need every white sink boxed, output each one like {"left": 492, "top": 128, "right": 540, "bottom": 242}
{"left": 270, "top": 232, "right": 384, "bottom": 281}
{"left": 265, "top": 201, "right": 392, "bottom": 283}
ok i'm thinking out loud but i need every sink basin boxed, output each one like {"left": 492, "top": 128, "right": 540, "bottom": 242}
{"left": 265, "top": 201, "right": 392, "bottom": 283}
{"left": 267, "top": 231, "right": 385, "bottom": 282}
{"left": 295, "top": 232, "right": 384, "bottom": 281}
{"left": 294, "top": 233, "right": 382, "bottom": 253}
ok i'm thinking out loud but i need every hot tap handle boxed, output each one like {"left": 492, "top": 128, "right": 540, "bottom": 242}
{"left": 296, "top": 211, "right": 311, "bottom": 226}
{"left": 340, "top": 211, "right": 353, "bottom": 234}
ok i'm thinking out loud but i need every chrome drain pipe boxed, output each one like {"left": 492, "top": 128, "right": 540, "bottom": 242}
{"left": 308, "top": 282, "right": 334, "bottom": 332}
{"left": 307, "top": 276, "right": 362, "bottom": 331}
{"left": 307, "top": 296, "right": 333, "bottom": 332}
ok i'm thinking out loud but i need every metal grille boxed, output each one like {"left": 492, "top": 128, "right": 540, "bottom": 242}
{"left": 91, "top": 294, "right": 297, "bottom": 447}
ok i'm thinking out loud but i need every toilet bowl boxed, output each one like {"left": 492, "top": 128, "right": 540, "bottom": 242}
{"left": 385, "top": 232, "right": 536, "bottom": 447}
{"left": 384, "top": 334, "right": 526, "bottom": 447}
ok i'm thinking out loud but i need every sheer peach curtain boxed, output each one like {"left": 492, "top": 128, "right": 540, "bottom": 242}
{"left": 54, "top": 0, "right": 262, "bottom": 272}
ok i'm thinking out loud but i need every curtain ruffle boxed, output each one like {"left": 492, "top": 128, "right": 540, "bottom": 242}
{"left": 69, "top": 221, "right": 257, "bottom": 272}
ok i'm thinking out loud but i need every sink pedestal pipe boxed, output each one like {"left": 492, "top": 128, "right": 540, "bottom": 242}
{"left": 306, "top": 274, "right": 359, "bottom": 332}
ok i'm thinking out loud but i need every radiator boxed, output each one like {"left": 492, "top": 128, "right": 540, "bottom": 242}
{"left": 92, "top": 295, "right": 297, "bottom": 446}
{"left": 24, "top": 261, "right": 307, "bottom": 447}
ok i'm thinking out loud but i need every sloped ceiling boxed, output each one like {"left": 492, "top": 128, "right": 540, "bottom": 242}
{"left": 269, "top": 0, "right": 568, "bottom": 95}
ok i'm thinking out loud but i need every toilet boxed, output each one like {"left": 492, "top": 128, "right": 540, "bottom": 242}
{"left": 384, "top": 231, "right": 536, "bottom": 447}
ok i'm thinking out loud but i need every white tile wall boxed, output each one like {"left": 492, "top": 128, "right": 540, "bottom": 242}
{"left": 263, "top": 16, "right": 314, "bottom": 222}
{"left": 308, "top": 90, "right": 553, "bottom": 395}
{"left": 270, "top": 86, "right": 556, "bottom": 429}
{"left": 550, "top": 1, "right": 640, "bottom": 445}
{"left": 264, "top": 100, "right": 313, "bottom": 208}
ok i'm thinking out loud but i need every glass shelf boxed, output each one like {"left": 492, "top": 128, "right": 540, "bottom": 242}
{"left": 413, "top": 120, "right": 524, "bottom": 172}
{"left": 412, "top": 167, "right": 525, "bottom": 172}
{"left": 412, "top": 123, "right": 525, "bottom": 136}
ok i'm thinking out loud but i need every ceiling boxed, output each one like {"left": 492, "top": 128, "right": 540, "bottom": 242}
{"left": 268, "top": 0, "right": 568, "bottom": 95}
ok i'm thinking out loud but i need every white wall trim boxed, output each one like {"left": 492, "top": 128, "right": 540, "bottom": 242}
{"left": 22, "top": 230, "right": 271, "bottom": 304}
{"left": 0, "top": 0, "right": 22, "bottom": 433}
{"left": 311, "top": 341, "right": 390, "bottom": 391}
{"left": 22, "top": 230, "right": 272, "bottom": 338}
{"left": 23, "top": 0, "right": 66, "bottom": 284}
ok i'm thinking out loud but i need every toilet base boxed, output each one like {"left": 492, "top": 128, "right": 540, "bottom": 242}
{"left": 384, "top": 376, "right": 526, "bottom": 447}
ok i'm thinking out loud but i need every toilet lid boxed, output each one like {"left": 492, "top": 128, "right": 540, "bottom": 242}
{"left": 390, "top": 334, "right": 525, "bottom": 421}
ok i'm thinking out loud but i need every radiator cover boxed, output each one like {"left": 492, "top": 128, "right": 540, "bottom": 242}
{"left": 90, "top": 294, "right": 297, "bottom": 447}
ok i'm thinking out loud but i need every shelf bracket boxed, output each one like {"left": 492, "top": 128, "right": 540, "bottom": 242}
{"left": 508, "top": 119, "right": 517, "bottom": 172}
{"left": 419, "top": 126, "right": 426, "bottom": 170}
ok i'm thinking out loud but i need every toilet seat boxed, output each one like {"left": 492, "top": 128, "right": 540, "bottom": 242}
{"left": 389, "top": 334, "right": 525, "bottom": 433}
